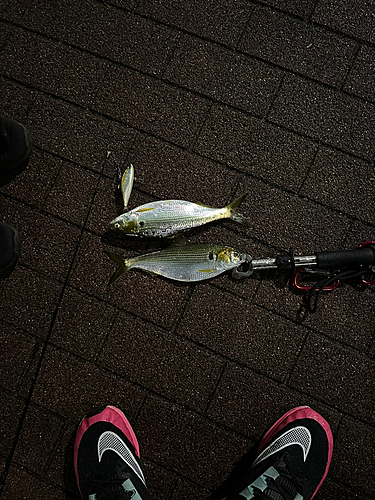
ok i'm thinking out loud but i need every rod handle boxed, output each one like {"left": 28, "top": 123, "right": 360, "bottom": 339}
{"left": 315, "top": 247, "right": 375, "bottom": 269}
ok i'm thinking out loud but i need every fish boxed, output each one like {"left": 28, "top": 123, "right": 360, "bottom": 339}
{"left": 105, "top": 243, "right": 248, "bottom": 283}
{"left": 109, "top": 193, "right": 248, "bottom": 237}
{"left": 119, "top": 164, "right": 134, "bottom": 210}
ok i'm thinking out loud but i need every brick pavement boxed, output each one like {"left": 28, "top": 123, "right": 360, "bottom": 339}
{"left": 0, "top": 1, "right": 375, "bottom": 499}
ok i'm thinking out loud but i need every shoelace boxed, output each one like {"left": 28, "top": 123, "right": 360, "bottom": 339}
{"left": 238, "top": 457, "right": 304, "bottom": 500}
{"left": 93, "top": 482, "right": 133, "bottom": 500}
{"left": 88, "top": 474, "right": 136, "bottom": 500}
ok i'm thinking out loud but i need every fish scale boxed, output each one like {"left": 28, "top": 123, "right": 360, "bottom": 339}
{"left": 135, "top": 201, "right": 224, "bottom": 235}
{"left": 109, "top": 193, "right": 247, "bottom": 237}
{"left": 105, "top": 244, "right": 248, "bottom": 283}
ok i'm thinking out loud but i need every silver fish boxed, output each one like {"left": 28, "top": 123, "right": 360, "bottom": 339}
{"left": 109, "top": 193, "right": 247, "bottom": 237}
{"left": 119, "top": 164, "right": 134, "bottom": 210}
{"left": 105, "top": 244, "right": 247, "bottom": 283}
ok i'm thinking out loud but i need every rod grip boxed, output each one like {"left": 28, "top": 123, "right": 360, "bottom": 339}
{"left": 315, "top": 247, "right": 375, "bottom": 269}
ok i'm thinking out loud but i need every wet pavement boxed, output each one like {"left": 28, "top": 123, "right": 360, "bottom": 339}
{"left": 0, "top": 1, "right": 375, "bottom": 499}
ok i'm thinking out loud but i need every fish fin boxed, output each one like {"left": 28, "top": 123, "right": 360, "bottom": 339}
{"left": 195, "top": 201, "right": 211, "bottom": 208}
{"left": 197, "top": 269, "right": 216, "bottom": 273}
{"left": 104, "top": 249, "right": 129, "bottom": 284}
{"left": 230, "top": 212, "right": 247, "bottom": 224}
{"left": 226, "top": 192, "right": 248, "bottom": 221}
{"left": 136, "top": 207, "right": 155, "bottom": 212}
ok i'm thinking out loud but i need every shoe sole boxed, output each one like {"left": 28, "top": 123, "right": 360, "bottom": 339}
{"left": 258, "top": 406, "right": 333, "bottom": 499}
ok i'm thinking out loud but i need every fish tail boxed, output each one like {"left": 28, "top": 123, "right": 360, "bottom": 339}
{"left": 104, "top": 250, "right": 130, "bottom": 284}
{"left": 226, "top": 192, "right": 248, "bottom": 223}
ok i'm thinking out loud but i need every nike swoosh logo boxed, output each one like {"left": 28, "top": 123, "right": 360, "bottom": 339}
{"left": 253, "top": 426, "right": 312, "bottom": 467}
{"left": 98, "top": 431, "right": 145, "bottom": 484}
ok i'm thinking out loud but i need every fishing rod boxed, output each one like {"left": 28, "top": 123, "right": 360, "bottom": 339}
{"left": 233, "top": 241, "right": 375, "bottom": 313}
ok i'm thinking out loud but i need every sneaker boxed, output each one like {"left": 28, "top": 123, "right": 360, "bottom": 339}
{"left": 0, "top": 222, "right": 21, "bottom": 279}
{"left": 0, "top": 117, "right": 33, "bottom": 185}
{"left": 225, "top": 406, "right": 333, "bottom": 500}
{"left": 74, "top": 405, "right": 152, "bottom": 500}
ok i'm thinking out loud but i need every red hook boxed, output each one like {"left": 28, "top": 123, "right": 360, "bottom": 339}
{"left": 292, "top": 267, "right": 340, "bottom": 292}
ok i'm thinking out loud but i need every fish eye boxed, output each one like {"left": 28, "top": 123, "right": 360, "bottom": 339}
{"left": 114, "top": 223, "right": 120, "bottom": 229}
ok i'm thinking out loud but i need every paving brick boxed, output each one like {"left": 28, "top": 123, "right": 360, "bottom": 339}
{"left": 26, "top": 93, "right": 136, "bottom": 171}
{"left": 0, "top": 22, "right": 12, "bottom": 52}
{"left": 0, "top": 458, "right": 4, "bottom": 480}
{"left": 258, "top": 0, "right": 316, "bottom": 17}
{"left": 312, "top": 0, "right": 375, "bottom": 44}
{"left": 165, "top": 35, "right": 282, "bottom": 116}
{"left": 0, "top": 267, "right": 62, "bottom": 339}
{"left": 50, "top": 287, "right": 117, "bottom": 361}
{"left": 0, "top": 0, "right": 74, "bottom": 36}
{"left": 136, "top": 0, "right": 251, "bottom": 47}
{"left": 60, "top": 6, "right": 180, "bottom": 76}
{"left": 127, "top": 135, "right": 238, "bottom": 205}
{"left": 170, "top": 478, "right": 211, "bottom": 500}
{"left": 0, "top": 26, "right": 105, "bottom": 107}
{"left": 0, "top": 389, "right": 24, "bottom": 459}
{"left": 0, "top": 0, "right": 178, "bottom": 76}
{"left": 177, "top": 284, "right": 307, "bottom": 380}
{"left": 2, "top": 465, "right": 68, "bottom": 500}
{"left": 43, "top": 162, "right": 98, "bottom": 226}
{"left": 0, "top": 196, "right": 81, "bottom": 282}
{"left": 69, "top": 231, "right": 125, "bottom": 297}
{"left": 289, "top": 333, "right": 375, "bottom": 424}
{"left": 268, "top": 74, "right": 375, "bottom": 160}
{"left": 106, "top": 0, "right": 139, "bottom": 10}
{"left": 315, "top": 480, "right": 371, "bottom": 500}
{"left": 253, "top": 270, "right": 305, "bottom": 321}
{"left": 46, "top": 422, "right": 78, "bottom": 494}
{"left": 236, "top": 177, "right": 350, "bottom": 253}
{"left": 0, "top": 77, "right": 35, "bottom": 122}
{"left": 98, "top": 312, "right": 225, "bottom": 412}
{"left": 135, "top": 395, "right": 251, "bottom": 490}
{"left": 239, "top": 6, "right": 356, "bottom": 86}
{"left": 93, "top": 64, "right": 210, "bottom": 148}
{"left": 101, "top": 126, "right": 139, "bottom": 179}
{"left": 0, "top": 322, "right": 38, "bottom": 392}
{"left": 344, "top": 45, "right": 375, "bottom": 102}
{"left": 207, "top": 363, "right": 340, "bottom": 439}
{"left": 70, "top": 231, "right": 189, "bottom": 329}
{"left": 330, "top": 416, "right": 375, "bottom": 497}
{"left": 13, "top": 404, "right": 65, "bottom": 475}
{"left": 301, "top": 147, "right": 375, "bottom": 225}
{"left": 342, "top": 221, "right": 375, "bottom": 250}
{"left": 141, "top": 460, "right": 178, "bottom": 500}
{"left": 194, "top": 104, "right": 317, "bottom": 192}
{"left": 0, "top": 149, "right": 61, "bottom": 208}
{"left": 31, "top": 346, "right": 145, "bottom": 420}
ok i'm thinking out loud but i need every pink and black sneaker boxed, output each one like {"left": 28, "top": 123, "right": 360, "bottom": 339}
{"left": 225, "top": 406, "right": 333, "bottom": 500}
{"left": 74, "top": 406, "right": 151, "bottom": 500}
